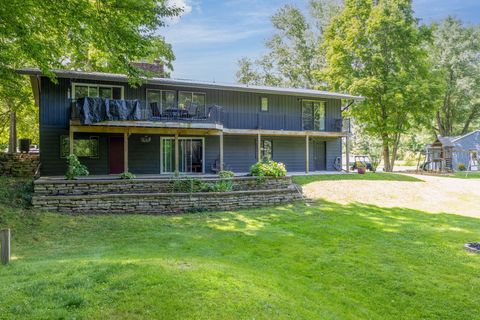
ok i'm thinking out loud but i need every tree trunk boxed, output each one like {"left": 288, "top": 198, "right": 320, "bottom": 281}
{"left": 382, "top": 139, "right": 391, "bottom": 172}
{"left": 8, "top": 109, "right": 16, "bottom": 154}
{"left": 461, "top": 104, "right": 479, "bottom": 135}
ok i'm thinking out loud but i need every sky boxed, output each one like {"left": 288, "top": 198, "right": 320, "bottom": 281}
{"left": 160, "top": 0, "right": 480, "bottom": 83}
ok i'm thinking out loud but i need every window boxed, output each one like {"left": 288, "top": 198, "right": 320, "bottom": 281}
{"left": 261, "top": 97, "right": 269, "bottom": 112}
{"left": 60, "top": 135, "right": 99, "bottom": 158}
{"left": 302, "top": 100, "right": 325, "bottom": 131}
{"left": 146, "top": 90, "right": 176, "bottom": 116}
{"left": 178, "top": 92, "right": 206, "bottom": 110}
{"left": 256, "top": 139, "right": 273, "bottom": 161}
{"left": 161, "top": 137, "right": 204, "bottom": 173}
{"left": 261, "top": 140, "right": 273, "bottom": 160}
{"left": 72, "top": 83, "right": 124, "bottom": 100}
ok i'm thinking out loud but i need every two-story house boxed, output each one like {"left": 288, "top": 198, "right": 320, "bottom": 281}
{"left": 20, "top": 69, "right": 361, "bottom": 176}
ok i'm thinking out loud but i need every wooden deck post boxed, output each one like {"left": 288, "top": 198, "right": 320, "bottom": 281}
{"left": 305, "top": 135, "right": 309, "bottom": 173}
{"left": 1, "top": 229, "right": 10, "bottom": 265}
{"left": 174, "top": 132, "right": 179, "bottom": 174}
{"left": 69, "top": 127, "right": 74, "bottom": 155}
{"left": 345, "top": 136, "right": 350, "bottom": 173}
{"left": 257, "top": 132, "right": 261, "bottom": 161}
{"left": 123, "top": 131, "right": 129, "bottom": 173}
{"left": 219, "top": 132, "right": 224, "bottom": 171}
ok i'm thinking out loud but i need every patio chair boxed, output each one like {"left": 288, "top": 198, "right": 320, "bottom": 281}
{"left": 149, "top": 102, "right": 161, "bottom": 119}
{"left": 186, "top": 103, "right": 198, "bottom": 118}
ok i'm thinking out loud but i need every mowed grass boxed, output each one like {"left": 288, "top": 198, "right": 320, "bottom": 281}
{"left": 452, "top": 171, "right": 480, "bottom": 179}
{"left": 0, "top": 177, "right": 479, "bottom": 319}
{"left": 293, "top": 172, "right": 423, "bottom": 185}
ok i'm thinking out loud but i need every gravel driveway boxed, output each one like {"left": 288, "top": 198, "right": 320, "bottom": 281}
{"left": 303, "top": 174, "right": 480, "bottom": 218}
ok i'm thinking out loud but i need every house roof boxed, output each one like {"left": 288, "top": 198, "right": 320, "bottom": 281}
{"left": 17, "top": 68, "right": 364, "bottom": 101}
{"left": 451, "top": 130, "right": 480, "bottom": 143}
{"left": 436, "top": 136, "right": 456, "bottom": 147}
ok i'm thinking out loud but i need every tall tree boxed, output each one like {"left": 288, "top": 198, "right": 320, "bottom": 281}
{"left": 430, "top": 17, "right": 480, "bottom": 136}
{"left": 321, "top": 0, "right": 435, "bottom": 172}
{"left": 236, "top": 0, "right": 341, "bottom": 88}
{"left": 0, "top": 0, "right": 181, "bottom": 151}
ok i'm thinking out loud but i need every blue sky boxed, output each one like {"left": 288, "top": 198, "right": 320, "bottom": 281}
{"left": 160, "top": 0, "right": 480, "bottom": 83}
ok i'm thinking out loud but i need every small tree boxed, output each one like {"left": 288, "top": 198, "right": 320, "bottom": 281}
{"left": 65, "top": 155, "right": 89, "bottom": 180}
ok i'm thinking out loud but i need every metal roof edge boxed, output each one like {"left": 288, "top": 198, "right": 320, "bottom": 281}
{"left": 17, "top": 68, "right": 364, "bottom": 101}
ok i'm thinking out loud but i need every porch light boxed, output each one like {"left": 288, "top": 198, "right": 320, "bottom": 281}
{"left": 140, "top": 135, "right": 151, "bottom": 143}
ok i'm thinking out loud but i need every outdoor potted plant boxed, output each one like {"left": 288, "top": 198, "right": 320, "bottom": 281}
{"left": 356, "top": 162, "right": 366, "bottom": 174}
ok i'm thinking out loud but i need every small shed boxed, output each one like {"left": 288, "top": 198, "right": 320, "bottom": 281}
{"left": 424, "top": 130, "right": 480, "bottom": 172}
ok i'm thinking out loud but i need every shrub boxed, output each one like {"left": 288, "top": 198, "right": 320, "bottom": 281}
{"left": 120, "top": 171, "right": 136, "bottom": 179}
{"left": 218, "top": 170, "right": 235, "bottom": 178}
{"left": 249, "top": 160, "right": 287, "bottom": 178}
{"left": 65, "top": 154, "right": 89, "bottom": 180}
{"left": 458, "top": 163, "right": 466, "bottom": 171}
{"left": 170, "top": 178, "right": 209, "bottom": 193}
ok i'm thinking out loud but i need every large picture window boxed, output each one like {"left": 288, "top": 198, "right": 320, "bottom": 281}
{"left": 302, "top": 100, "right": 325, "bottom": 131}
{"left": 146, "top": 90, "right": 176, "bottom": 116}
{"left": 60, "top": 135, "right": 99, "bottom": 158}
{"left": 178, "top": 92, "right": 206, "bottom": 110}
{"left": 161, "top": 137, "right": 204, "bottom": 173}
{"left": 72, "top": 83, "right": 124, "bottom": 100}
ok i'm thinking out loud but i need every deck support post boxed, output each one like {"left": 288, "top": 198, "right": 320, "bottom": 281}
{"left": 69, "top": 127, "right": 74, "bottom": 155}
{"left": 219, "top": 132, "right": 224, "bottom": 171}
{"left": 345, "top": 136, "right": 350, "bottom": 173}
{"left": 174, "top": 132, "right": 179, "bottom": 174}
{"left": 257, "top": 132, "right": 261, "bottom": 162}
{"left": 305, "top": 135, "right": 309, "bottom": 174}
{"left": 123, "top": 131, "right": 129, "bottom": 173}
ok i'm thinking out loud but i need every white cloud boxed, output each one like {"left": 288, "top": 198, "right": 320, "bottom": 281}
{"left": 166, "top": 0, "right": 194, "bottom": 24}
{"left": 164, "top": 22, "right": 271, "bottom": 46}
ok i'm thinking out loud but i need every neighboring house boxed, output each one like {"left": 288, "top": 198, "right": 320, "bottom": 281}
{"left": 425, "top": 130, "right": 480, "bottom": 171}
{"left": 19, "top": 68, "right": 362, "bottom": 176}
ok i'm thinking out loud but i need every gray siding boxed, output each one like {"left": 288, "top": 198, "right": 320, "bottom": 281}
{"left": 38, "top": 77, "right": 344, "bottom": 175}
{"left": 452, "top": 131, "right": 480, "bottom": 170}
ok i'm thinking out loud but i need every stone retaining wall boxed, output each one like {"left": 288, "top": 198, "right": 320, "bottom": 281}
{"left": 0, "top": 153, "right": 40, "bottom": 177}
{"left": 32, "top": 188, "right": 302, "bottom": 214}
{"left": 34, "top": 176, "right": 292, "bottom": 196}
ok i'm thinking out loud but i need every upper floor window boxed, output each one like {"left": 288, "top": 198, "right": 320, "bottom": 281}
{"left": 261, "top": 97, "right": 269, "bottom": 112}
{"left": 72, "top": 83, "right": 124, "bottom": 100}
{"left": 302, "top": 100, "right": 325, "bottom": 131}
{"left": 147, "top": 90, "right": 176, "bottom": 116}
{"left": 178, "top": 92, "right": 206, "bottom": 110}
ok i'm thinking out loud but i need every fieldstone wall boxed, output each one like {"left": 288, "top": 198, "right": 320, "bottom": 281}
{"left": 0, "top": 153, "right": 40, "bottom": 177}
{"left": 34, "top": 176, "right": 292, "bottom": 196}
{"left": 32, "top": 188, "right": 302, "bottom": 214}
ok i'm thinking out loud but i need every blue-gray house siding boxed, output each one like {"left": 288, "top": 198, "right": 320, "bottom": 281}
{"left": 36, "top": 75, "right": 350, "bottom": 176}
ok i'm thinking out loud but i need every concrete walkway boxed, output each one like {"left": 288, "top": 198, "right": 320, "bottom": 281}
{"left": 303, "top": 174, "right": 480, "bottom": 218}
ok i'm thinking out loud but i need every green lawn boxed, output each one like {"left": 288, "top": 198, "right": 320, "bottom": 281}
{"left": 293, "top": 172, "right": 423, "bottom": 185}
{"left": 0, "top": 178, "right": 479, "bottom": 319}
{"left": 452, "top": 171, "right": 480, "bottom": 179}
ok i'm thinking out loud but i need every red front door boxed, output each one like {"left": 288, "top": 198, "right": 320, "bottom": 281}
{"left": 109, "top": 137, "right": 124, "bottom": 174}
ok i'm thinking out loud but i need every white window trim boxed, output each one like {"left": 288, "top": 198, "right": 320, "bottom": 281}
{"left": 260, "top": 97, "right": 269, "bottom": 112}
{"left": 72, "top": 82, "right": 124, "bottom": 99}
{"left": 160, "top": 137, "right": 205, "bottom": 174}
{"left": 301, "top": 99, "right": 326, "bottom": 131}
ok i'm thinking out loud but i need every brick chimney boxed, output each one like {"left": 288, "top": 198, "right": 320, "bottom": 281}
{"left": 131, "top": 59, "right": 165, "bottom": 77}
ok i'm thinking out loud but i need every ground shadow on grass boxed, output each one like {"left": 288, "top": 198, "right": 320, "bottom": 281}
{"left": 1, "top": 201, "right": 480, "bottom": 319}
{"left": 293, "top": 172, "right": 424, "bottom": 185}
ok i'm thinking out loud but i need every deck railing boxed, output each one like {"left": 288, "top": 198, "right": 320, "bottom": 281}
{"left": 71, "top": 99, "right": 350, "bottom": 133}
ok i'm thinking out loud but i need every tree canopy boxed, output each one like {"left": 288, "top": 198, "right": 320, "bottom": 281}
{"left": 430, "top": 17, "right": 480, "bottom": 136}
{"left": 0, "top": 0, "right": 181, "bottom": 149}
{"left": 236, "top": 0, "right": 341, "bottom": 88}
{"left": 320, "top": 0, "right": 436, "bottom": 171}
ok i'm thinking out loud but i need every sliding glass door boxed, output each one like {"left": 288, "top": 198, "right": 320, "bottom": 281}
{"left": 161, "top": 138, "right": 204, "bottom": 173}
